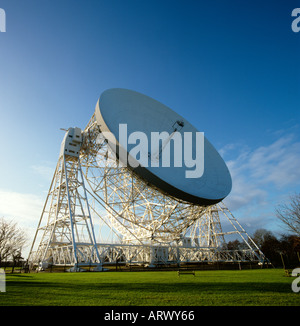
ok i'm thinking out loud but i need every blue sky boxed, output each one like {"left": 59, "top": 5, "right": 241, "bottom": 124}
{"left": 0, "top": 1, "right": 299, "bottom": 254}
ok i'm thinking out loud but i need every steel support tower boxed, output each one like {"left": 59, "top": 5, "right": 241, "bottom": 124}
{"left": 28, "top": 127, "right": 102, "bottom": 271}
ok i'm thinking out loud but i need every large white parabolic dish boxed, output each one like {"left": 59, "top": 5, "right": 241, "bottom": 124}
{"left": 95, "top": 88, "right": 232, "bottom": 206}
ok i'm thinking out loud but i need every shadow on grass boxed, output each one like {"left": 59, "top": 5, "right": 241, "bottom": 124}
{"left": 6, "top": 279, "right": 290, "bottom": 294}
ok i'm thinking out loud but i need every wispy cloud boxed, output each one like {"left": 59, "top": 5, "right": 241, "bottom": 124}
{"left": 246, "top": 135, "right": 300, "bottom": 188}
{"left": 31, "top": 162, "right": 55, "bottom": 181}
{"left": 222, "top": 133, "right": 300, "bottom": 232}
{"left": 0, "top": 189, "right": 43, "bottom": 226}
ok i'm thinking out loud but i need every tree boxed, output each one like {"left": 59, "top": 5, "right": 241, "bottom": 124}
{"left": 252, "top": 228, "right": 275, "bottom": 248}
{"left": 0, "top": 218, "right": 27, "bottom": 264}
{"left": 278, "top": 234, "right": 300, "bottom": 268}
{"left": 251, "top": 228, "right": 300, "bottom": 267}
{"left": 276, "top": 193, "right": 300, "bottom": 236}
{"left": 226, "top": 239, "right": 242, "bottom": 251}
{"left": 251, "top": 229, "right": 280, "bottom": 266}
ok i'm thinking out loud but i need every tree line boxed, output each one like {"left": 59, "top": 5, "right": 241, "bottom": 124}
{"left": 227, "top": 229, "right": 300, "bottom": 268}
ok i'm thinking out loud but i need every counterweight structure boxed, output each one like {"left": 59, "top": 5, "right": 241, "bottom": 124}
{"left": 28, "top": 115, "right": 265, "bottom": 270}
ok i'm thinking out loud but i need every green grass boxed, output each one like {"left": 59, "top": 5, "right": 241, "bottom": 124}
{"left": 0, "top": 269, "right": 299, "bottom": 306}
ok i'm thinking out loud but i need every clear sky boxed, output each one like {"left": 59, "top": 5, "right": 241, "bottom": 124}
{"left": 0, "top": 0, "right": 299, "bottom": 255}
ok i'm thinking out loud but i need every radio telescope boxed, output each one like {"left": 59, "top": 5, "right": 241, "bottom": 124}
{"left": 28, "top": 88, "right": 265, "bottom": 271}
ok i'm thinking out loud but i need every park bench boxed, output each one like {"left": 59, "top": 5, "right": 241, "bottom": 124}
{"left": 177, "top": 270, "right": 195, "bottom": 277}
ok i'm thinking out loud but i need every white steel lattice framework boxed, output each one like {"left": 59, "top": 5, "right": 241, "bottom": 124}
{"left": 28, "top": 127, "right": 102, "bottom": 271}
{"left": 28, "top": 115, "right": 266, "bottom": 270}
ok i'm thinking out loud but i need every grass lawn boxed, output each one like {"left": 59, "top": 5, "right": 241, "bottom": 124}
{"left": 0, "top": 269, "right": 299, "bottom": 306}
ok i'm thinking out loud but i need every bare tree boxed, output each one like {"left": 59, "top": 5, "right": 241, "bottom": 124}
{"left": 276, "top": 193, "right": 300, "bottom": 236}
{"left": 0, "top": 218, "right": 27, "bottom": 264}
